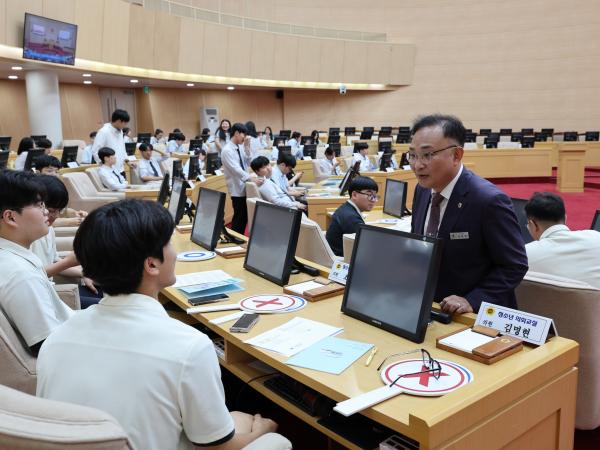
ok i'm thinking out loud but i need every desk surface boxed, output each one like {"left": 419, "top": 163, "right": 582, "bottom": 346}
{"left": 162, "top": 231, "right": 578, "bottom": 450}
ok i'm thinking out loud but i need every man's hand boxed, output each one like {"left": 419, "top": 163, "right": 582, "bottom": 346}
{"left": 297, "top": 203, "right": 307, "bottom": 211}
{"left": 440, "top": 295, "right": 473, "bottom": 314}
{"left": 76, "top": 210, "right": 88, "bottom": 219}
{"left": 250, "top": 414, "right": 277, "bottom": 435}
{"left": 82, "top": 277, "right": 98, "bottom": 294}
{"left": 254, "top": 177, "right": 265, "bottom": 186}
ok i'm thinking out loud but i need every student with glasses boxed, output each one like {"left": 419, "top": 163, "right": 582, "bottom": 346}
{"left": 326, "top": 176, "right": 379, "bottom": 256}
{"left": 409, "top": 114, "right": 527, "bottom": 314}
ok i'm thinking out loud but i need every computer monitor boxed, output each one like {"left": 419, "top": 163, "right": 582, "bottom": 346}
{"left": 378, "top": 141, "right": 392, "bottom": 153}
{"left": 379, "top": 153, "right": 392, "bottom": 172}
{"left": 379, "top": 126, "right": 392, "bottom": 137}
{"left": 0, "top": 136, "right": 11, "bottom": 150}
{"left": 278, "top": 146, "right": 292, "bottom": 158}
{"left": 168, "top": 132, "right": 177, "bottom": 142}
{"left": 191, "top": 188, "right": 226, "bottom": 251}
{"left": 563, "top": 131, "right": 578, "bottom": 142}
{"left": 300, "top": 136, "right": 312, "bottom": 145}
{"left": 511, "top": 132, "right": 523, "bottom": 143}
{"left": 189, "top": 139, "right": 204, "bottom": 153}
{"left": 339, "top": 161, "right": 361, "bottom": 196}
{"left": 344, "top": 127, "right": 356, "bottom": 136}
{"left": 328, "top": 127, "right": 340, "bottom": 136}
{"left": 302, "top": 144, "right": 317, "bottom": 159}
{"left": 205, "top": 152, "right": 221, "bottom": 175}
{"left": 137, "top": 133, "right": 151, "bottom": 144}
{"left": 353, "top": 142, "right": 369, "bottom": 153}
{"left": 360, "top": 130, "right": 373, "bottom": 140}
{"left": 156, "top": 172, "right": 170, "bottom": 205}
{"left": 510, "top": 198, "right": 533, "bottom": 244}
{"left": 0, "top": 151, "right": 9, "bottom": 169}
{"left": 465, "top": 132, "right": 477, "bottom": 143}
{"left": 24, "top": 148, "right": 45, "bottom": 171}
{"left": 363, "top": 126, "right": 374, "bottom": 134}
{"left": 540, "top": 128, "right": 554, "bottom": 137}
{"left": 499, "top": 128, "right": 512, "bottom": 136}
{"left": 327, "top": 135, "right": 340, "bottom": 145}
{"left": 172, "top": 159, "right": 183, "bottom": 180}
{"left": 521, "top": 136, "right": 535, "bottom": 148}
{"left": 187, "top": 155, "right": 200, "bottom": 180}
{"left": 60, "top": 145, "right": 79, "bottom": 167}
{"left": 341, "top": 225, "right": 443, "bottom": 343}
{"left": 279, "top": 130, "right": 291, "bottom": 138}
{"left": 30, "top": 135, "right": 47, "bottom": 145}
{"left": 125, "top": 142, "right": 136, "bottom": 156}
{"left": 591, "top": 210, "right": 600, "bottom": 232}
{"left": 244, "top": 202, "right": 302, "bottom": 286}
{"left": 383, "top": 179, "right": 408, "bottom": 218}
{"left": 534, "top": 132, "right": 547, "bottom": 142}
{"left": 167, "top": 178, "right": 187, "bottom": 225}
{"left": 398, "top": 126, "right": 410, "bottom": 133}
{"left": 521, "top": 128, "right": 534, "bottom": 136}
{"left": 399, "top": 151, "right": 410, "bottom": 167}
{"left": 585, "top": 131, "right": 599, "bottom": 142}
{"left": 484, "top": 137, "right": 498, "bottom": 148}
{"left": 396, "top": 132, "right": 411, "bottom": 144}
{"left": 273, "top": 136, "right": 286, "bottom": 147}
{"left": 328, "top": 143, "right": 341, "bottom": 157}
{"left": 479, "top": 129, "right": 491, "bottom": 136}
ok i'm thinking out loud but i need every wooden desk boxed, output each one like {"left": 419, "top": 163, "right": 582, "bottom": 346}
{"left": 162, "top": 232, "right": 578, "bottom": 450}
{"left": 461, "top": 149, "right": 552, "bottom": 178}
{"left": 306, "top": 194, "right": 348, "bottom": 229}
{"left": 295, "top": 159, "right": 315, "bottom": 183}
{"left": 557, "top": 143, "right": 586, "bottom": 193}
{"left": 124, "top": 187, "right": 193, "bottom": 200}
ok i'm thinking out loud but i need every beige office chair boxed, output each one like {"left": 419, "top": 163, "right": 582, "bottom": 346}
{"left": 296, "top": 215, "right": 339, "bottom": 267}
{"left": 246, "top": 198, "right": 269, "bottom": 234}
{"left": 0, "top": 384, "right": 133, "bottom": 450}
{"left": 61, "top": 173, "right": 121, "bottom": 212}
{"left": 245, "top": 181, "right": 263, "bottom": 200}
{"left": 516, "top": 272, "right": 600, "bottom": 430}
{"left": 311, "top": 159, "right": 331, "bottom": 183}
{"left": 159, "top": 157, "right": 176, "bottom": 176}
{"left": 85, "top": 167, "right": 111, "bottom": 192}
{"left": 342, "top": 233, "right": 356, "bottom": 263}
{"left": 342, "top": 157, "right": 353, "bottom": 172}
{"left": 129, "top": 165, "right": 144, "bottom": 185}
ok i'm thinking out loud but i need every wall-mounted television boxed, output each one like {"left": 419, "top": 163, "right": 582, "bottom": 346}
{"left": 23, "top": 13, "right": 77, "bottom": 65}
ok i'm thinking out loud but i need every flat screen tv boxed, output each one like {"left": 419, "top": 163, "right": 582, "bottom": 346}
{"left": 23, "top": 13, "right": 77, "bottom": 65}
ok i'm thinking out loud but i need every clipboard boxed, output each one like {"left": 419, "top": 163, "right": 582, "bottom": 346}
{"left": 284, "top": 277, "right": 345, "bottom": 302}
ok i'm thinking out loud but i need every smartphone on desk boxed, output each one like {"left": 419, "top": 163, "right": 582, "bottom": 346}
{"left": 188, "top": 293, "right": 229, "bottom": 306}
{"left": 230, "top": 313, "right": 260, "bottom": 333}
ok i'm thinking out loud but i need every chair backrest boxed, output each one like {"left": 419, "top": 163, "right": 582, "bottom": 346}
{"left": 0, "top": 384, "right": 133, "bottom": 450}
{"left": 296, "top": 215, "right": 337, "bottom": 267}
{"left": 342, "top": 233, "right": 356, "bottom": 263}
{"left": 246, "top": 198, "right": 268, "bottom": 234}
{"left": 245, "top": 181, "right": 263, "bottom": 200}
{"left": 516, "top": 272, "right": 600, "bottom": 430}
{"left": 311, "top": 159, "right": 330, "bottom": 183}
{"left": 85, "top": 168, "right": 109, "bottom": 191}
{"left": 61, "top": 173, "right": 119, "bottom": 212}
{"left": 0, "top": 308, "right": 37, "bottom": 395}
{"left": 160, "top": 157, "right": 176, "bottom": 176}
{"left": 343, "top": 157, "right": 353, "bottom": 172}
{"left": 129, "top": 166, "right": 143, "bottom": 185}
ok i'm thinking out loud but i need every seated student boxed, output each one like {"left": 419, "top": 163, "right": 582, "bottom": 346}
{"left": 183, "top": 149, "right": 206, "bottom": 179}
{"left": 30, "top": 176, "right": 100, "bottom": 308}
{"left": 14, "top": 137, "right": 36, "bottom": 171}
{"left": 525, "top": 192, "right": 600, "bottom": 288}
{"left": 250, "top": 156, "right": 307, "bottom": 211}
{"left": 262, "top": 126, "right": 273, "bottom": 148}
{"left": 318, "top": 148, "right": 342, "bottom": 176}
{"left": 272, "top": 153, "right": 304, "bottom": 199}
{"left": 36, "top": 199, "right": 284, "bottom": 450}
{"left": 37, "top": 138, "right": 53, "bottom": 155}
{"left": 81, "top": 131, "right": 97, "bottom": 164}
{"left": 0, "top": 170, "right": 73, "bottom": 355}
{"left": 122, "top": 127, "right": 133, "bottom": 144}
{"left": 150, "top": 128, "right": 163, "bottom": 145}
{"left": 34, "top": 154, "right": 61, "bottom": 176}
{"left": 326, "top": 176, "right": 378, "bottom": 256}
{"left": 98, "top": 147, "right": 129, "bottom": 191}
{"left": 311, "top": 130, "right": 320, "bottom": 145}
{"left": 165, "top": 132, "right": 185, "bottom": 154}
{"left": 138, "top": 143, "right": 165, "bottom": 184}
{"left": 286, "top": 131, "right": 303, "bottom": 159}
{"left": 245, "top": 121, "right": 266, "bottom": 155}
{"left": 352, "top": 145, "right": 375, "bottom": 172}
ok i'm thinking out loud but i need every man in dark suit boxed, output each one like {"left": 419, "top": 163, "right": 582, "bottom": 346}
{"left": 326, "top": 176, "right": 379, "bottom": 256}
{"left": 410, "top": 114, "right": 528, "bottom": 314}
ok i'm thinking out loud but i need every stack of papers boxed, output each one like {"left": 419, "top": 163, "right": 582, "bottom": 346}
{"left": 174, "top": 270, "right": 244, "bottom": 300}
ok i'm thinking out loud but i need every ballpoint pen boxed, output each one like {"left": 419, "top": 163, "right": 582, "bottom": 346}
{"left": 365, "top": 346, "right": 378, "bottom": 366}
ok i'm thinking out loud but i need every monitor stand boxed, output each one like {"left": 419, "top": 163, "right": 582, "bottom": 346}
{"left": 292, "top": 258, "right": 320, "bottom": 277}
{"left": 220, "top": 225, "right": 244, "bottom": 245}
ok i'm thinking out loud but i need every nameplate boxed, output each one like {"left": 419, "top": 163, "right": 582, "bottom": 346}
{"left": 127, "top": 155, "right": 137, "bottom": 161}
{"left": 303, "top": 156, "right": 312, "bottom": 160}
{"left": 385, "top": 167, "right": 394, "bottom": 173}
{"left": 329, "top": 261, "right": 350, "bottom": 285}
{"left": 475, "top": 301, "right": 557, "bottom": 346}
{"left": 450, "top": 232, "right": 469, "bottom": 240}
{"left": 197, "top": 174, "right": 206, "bottom": 182}
{"left": 66, "top": 161, "right": 79, "bottom": 168}
{"left": 402, "top": 165, "right": 411, "bottom": 170}
{"left": 214, "top": 169, "right": 223, "bottom": 176}
{"left": 187, "top": 181, "right": 195, "bottom": 190}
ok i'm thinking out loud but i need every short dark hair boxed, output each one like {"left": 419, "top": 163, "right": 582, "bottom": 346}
{"left": 139, "top": 143, "right": 153, "bottom": 152}
{"left": 17, "top": 137, "right": 35, "bottom": 155}
{"left": 111, "top": 109, "right": 130, "bottom": 123}
{"left": 324, "top": 148, "right": 335, "bottom": 157}
{"left": 34, "top": 155, "right": 61, "bottom": 171}
{"left": 173, "top": 128, "right": 181, "bottom": 133}
{"left": 98, "top": 147, "right": 115, "bottom": 164}
{"left": 154, "top": 128, "right": 163, "bottom": 136}
{"left": 172, "top": 133, "right": 185, "bottom": 142}
{"left": 291, "top": 131, "right": 301, "bottom": 140}
{"left": 524, "top": 192, "right": 565, "bottom": 223}
{"left": 250, "top": 156, "right": 270, "bottom": 172}
{"left": 73, "top": 199, "right": 175, "bottom": 296}
{"left": 348, "top": 176, "right": 378, "bottom": 196}
{"left": 277, "top": 152, "right": 296, "bottom": 168}
{"left": 245, "top": 121, "right": 258, "bottom": 138}
{"left": 0, "top": 169, "right": 46, "bottom": 215}
{"left": 230, "top": 123, "right": 248, "bottom": 137}
{"left": 89, "top": 131, "right": 97, "bottom": 139}
{"left": 37, "top": 138, "right": 52, "bottom": 149}
{"left": 411, "top": 114, "right": 466, "bottom": 146}
{"left": 36, "top": 175, "right": 68, "bottom": 210}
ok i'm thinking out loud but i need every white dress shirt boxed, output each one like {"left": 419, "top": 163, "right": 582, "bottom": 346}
{"left": 318, "top": 157, "right": 341, "bottom": 176}
{"left": 0, "top": 237, "right": 72, "bottom": 346}
{"left": 221, "top": 141, "right": 252, "bottom": 197}
{"left": 259, "top": 178, "right": 299, "bottom": 209}
{"left": 37, "top": 293, "right": 235, "bottom": 450}
{"left": 286, "top": 138, "right": 303, "bottom": 159}
{"left": 30, "top": 227, "right": 59, "bottom": 268}
{"left": 99, "top": 165, "right": 128, "bottom": 191}
{"left": 271, "top": 165, "right": 290, "bottom": 194}
{"left": 138, "top": 157, "right": 164, "bottom": 181}
{"left": 166, "top": 140, "right": 184, "bottom": 154}
{"left": 92, "top": 123, "right": 127, "bottom": 173}
{"left": 526, "top": 224, "right": 600, "bottom": 289}
{"left": 352, "top": 153, "right": 374, "bottom": 172}
{"left": 14, "top": 152, "right": 28, "bottom": 170}
{"left": 80, "top": 144, "right": 94, "bottom": 164}
{"left": 424, "top": 164, "right": 464, "bottom": 234}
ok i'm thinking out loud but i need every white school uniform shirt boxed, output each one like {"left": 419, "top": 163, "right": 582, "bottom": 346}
{"left": 138, "top": 157, "right": 164, "bottom": 181}
{"left": 0, "top": 237, "right": 72, "bottom": 347}
{"left": 424, "top": 164, "right": 463, "bottom": 234}
{"left": 166, "top": 140, "right": 184, "bottom": 154}
{"left": 286, "top": 138, "right": 303, "bottom": 159}
{"left": 14, "top": 152, "right": 28, "bottom": 170}
{"left": 318, "top": 157, "right": 341, "bottom": 176}
{"left": 123, "top": 135, "right": 133, "bottom": 144}
{"left": 526, "top": 224, "right": 600, "bottom": 289}
{"left": 221, "top": 141, "right": 252, "bottom": 197}
{"left": 80, "top": 144, "right": 94, "bottom": 164}
{"left": 271, "top": 165, "right": 290, "bottom": 194}
{"left": 261, "top": 134, "right": 272, "bottom": 147}
{"left": 259, "top": 177, "right": 299, "bottom": 209}
{"left": 249, "top": 136, "right": 266, "bottom": 152}
{"left": 99, "top": 164, "right": 129, "bottom": 191}
{"left": 30, "top": 227, "right": 59, "bottom": 268}
{"left": 270, "top": 146, "right": 280, "bottom": 161}
{"left": 92, "top": 123, "right": 127, "bottom": 173}
{"left": 150, "top": 136, "right": 159, "bottom": 145}
{"left": 352, "top": 152, "right": 374, "bottom": 172}
{"left": 37, "top": 293, "right": 235, "bottom": 450}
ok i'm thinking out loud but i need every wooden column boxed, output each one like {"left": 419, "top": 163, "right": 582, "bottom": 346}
{"left": 557, "top": 143, "right": 586, "bottom": 192}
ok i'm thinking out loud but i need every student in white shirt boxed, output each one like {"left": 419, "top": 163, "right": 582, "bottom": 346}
{"left": 34, "top": 155, "right": 61, "bottom": 177}
{"left": 525, "top": 192, "right": 600, "bottom": 289}
{"left": 37, "top": 138, "right": 53, "bottom": 155}
{"left": 166, "top": 133, "right": 185, "bottom": 154}
{"left": 250, "top": 156, "right": 307, "bottom": 211}
{"left": 138, "top": 143, "right": 165, "bottom": 184}
{"left": 0, "top": 170, "right": 73, "bottom": 355}
{"left": 80, "top": 131, "right": 96, "bottom": 164}
{"left": 262, "top": 126, "right": 273, "bottom": 148}
{"left": 352, "top": 146, "right": 375, "bottom": 172}
{"left": 92, "top": 109, "right": 131, "bottom": 174}
{"left": 286, "top": 131, "right": 303, "bottom": 159}
{"left": 318, "top": 147, "right": 342, "bottom": 176}
{"left": 98, "top": 147, "right": 129, "bottom": 191}
{"left": 122, "top": 127, "right": 133, "bottom": 144}
{"left": 215, "top": 119, "right": 232, "bottom": 152}
{"left": 272, "top": 153, "right": 304, "bottom": 199}
{"left": 183, "top": 149, "right": 206, "bottom": 179}
{"left": 311, "top": 129, "right": 320, "bottom": 146}
{"left": 14, "top": 137, "right": 36, "bottom": 171}
{"left": 245, "top": 121, "right": 266, "bottom": 154}
{"left": 150, "top": 128, "right": 164, "bottom": 145}
{"left": 36, "top": 199, "right": 285, "bottom": 450}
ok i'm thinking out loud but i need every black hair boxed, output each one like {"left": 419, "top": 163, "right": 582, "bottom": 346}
{"left": 0, "top": 169, "right": 46, "bottom": 215}
{"left": 17, "top": 137, "right": 35, "bottom": 155}
{"left": 291, "top": 131, "right": 301, "bottom": 140}
{"left": 277, "top": 152, "right": 296, "bottom": 168}
{"left": 172, "top": 128, "right": 181, "bottom": 133}
{"left": 230, "top": 123, "right": 248, "bottom": 138}
{"left": 37, "top": 138, "right": 52, "bottom": 149}
{"left": 172, "top": 133, "right": 185, "bottom": 142}
{"left": 250, "top": 155, "right": 270, "bottom": 172}
{"left": 111, "top": 109, "right": 130, "bottom": 123}
{"left": 264, "top": 126, "right": 273, "bottom": 136}
{"left": 524, "top": 192, "right": 566, "bottom": 223}
{"left": 411, "top": 114, "right": 466, "bottom": 146}
{"left": 201, "top": 128, "right": 210, "bottom": 135}
{"left": 245, "top": 121, "right": 258, "bottom": 138}
{"left": 196, "top": 149, "right": 207, "bottom": 157}
{"left": 89, "top": 131, "right": 97, "bottom": 139}
{"left": 154, "top": 128, "right": 163, "bottom": 136}
{"left": 36, "top": 175, "right": 68, "bottom": 210}
{"left": 98, "top": 147, "right": 115, "bottom": 164}
{"left": 311, "top": 130, "right": 319, "bottom": 140}
{"left": 139, "top": 143, "right": 153, "bottom": 152}
{"left": 73, "top": 199, "right": 175, "bottom": 296}
{"left": 217, "top": 119, "right": 231, "bottom": 141}
{"left": 324, "top": 147, "right": 335, "bottom": 157}
{"left": 122, "top": 127, "right": 130, "bottom": 135}
{"left": 348, "top": 176, "right": 378, "bottom": 196}
{"left": 34, "top": 155, "right": 61, "bottom": 171}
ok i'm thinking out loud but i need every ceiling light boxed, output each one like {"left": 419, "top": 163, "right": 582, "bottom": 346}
{"left": 83, "top": 80, "right": 92, "bottom": 85}
{"left": 8, "top": 75, "right": 18, "bottom": 80}
{"left": 227, "top": 86, "right": 235, "bottom": 90}
{"left": 130, "top": 79, "right": 139, "bottom": 84}
{"left": 186, "top": 83, "right": 194, "bottom": 87}
{"left": 11, "top": 66, "right": 22, "bottom": 71}
{"left": 82, "top": 73, "right": 92, "bottom": 77}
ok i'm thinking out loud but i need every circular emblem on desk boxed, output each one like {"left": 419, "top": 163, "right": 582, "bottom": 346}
{"left": 239, "top": 294, "right": 306, "bottom": 314}
{"left": 380, "top": 359, "right": 473, "bottom": 396}
{"left": 176, "top": 251, "right": 216, "bottom": 262}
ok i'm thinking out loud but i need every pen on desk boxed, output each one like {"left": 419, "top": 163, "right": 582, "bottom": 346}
{"left": 365, "top": 347, "right": 378, "bottom": 366}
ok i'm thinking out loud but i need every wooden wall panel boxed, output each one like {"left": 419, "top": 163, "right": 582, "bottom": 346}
{"left": 6, "top": 0, "right": 43, "bottom": 47}
{"left": 226, "top": 27, "right": 252, "bottom": 78}
{"left": 178, "top": 17, "right": 204, "bottom": 74}
{"left": 42, "top": 0, "right": 75, "bottom": 23}
{"left": 319, "top": 39, "right": 344, "bottom": 83}
{"left": 153, "top": 10, "right": 180, "bottom": 71}
{"left": 135, "top": 88, "right": 154, "bottom": 134}
{"left": 101, "top": 0, "right": 130, "bottom": 66}
{"left": 202, "top": 23, "right": 229, "bottom": 76}
{"left": 366, "top": 44, "right": 391, "bottom": 84}
{"left": 128, "top": 4, "right": 155, "bottom": 69}
{"left": 0, "top": 80, "right": 30, "bottom": 148}
{"left": 273, "top": 34, "right": 298, "bottom": 82}
{"left": 0, "top": 0, "right": 7, "bottom": 44}
{"left": 249, "top": 31, "right": 275, "bottom": 80}
{"left": 342, "top": 41, "right": 368, "bottom": 84}
{"left": 59, "top": 83, "right": 103, "bottom": 140}
{"left": 389, "top": 44, "right": 415, "bottom": 85}
{"left": 74, "top": 0, "right": 104, "bottom": 61}
{"left": 296, "top": 37, "right": 321, "bottom": 82}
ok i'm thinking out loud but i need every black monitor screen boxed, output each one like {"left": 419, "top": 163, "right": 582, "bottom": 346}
{"left": 167, "top": 178, "right": 186, "bottom": 225}
{"left": 341, "top": 226, "right": 442, "bottom": 343}
{"left": 191, "top": 188, "right": 226, "bottom": 251}
{"left": 344, "top": 127, "right": 356, "bottom": 136}
{"left": 187, "top": 155, "right": 200, "bottom": 180}
{"left": 0, "top": 151, "right": 9, "bottom": 169}
{"left": 339, "top": 162, "right": 361, "bottom": 196}
{"left": 585, "top": 132, "right": 599, "bottom": 142}
{"left": 273, "top": 136, "right": 286, "bottom": 147}
{"left": 383, "top": 179, "right": 407, "bottom": 218}
{"left": 522, "top": 136, "right": 535, "bottom": 148}
{"left": 329, "top": 127, "right": 340, "bottom": 135}
{"left": 300, "top": 136, "right": 312, "bottom": 145}
{"left": 23, "top": 14, "right": 77, "bottom": 65}
{"left": 327, "top": 135, "right": 340, "bottom": 145}
{"left": 379, "top": 127, "right": 392, "bottom": 137}
{"left": 379, "top": 153, "right": 392, "bottom": 171}
{"left": 125, "top": 142, "right": 136, "bottom": 156}
{"left": 206, "top": 153, "right": 221, "bottom": 175}
{"left": 511, "top": 198, "right": 533, "bottom": 244}
{"left": 563, "top": 132, "right": 578, "bottom": 142}
{"left": 24, "top": 148, "right": 45, "bottom": 171}
{"left": 172, "top": 159, "right": 183, "bottom": 179}
{"left": 329, "top": 143, "right": 341, "bottom": 157}
{"left": 244, "top": 202, "right": 301, "bottom": 285}
{"left": 359, "top": 131, "right": 373, "bottom": 140}
{"left": 0, "top": 136, "right": 11, "bottom": 150}
{"left": 189, "top": 139, "right": 204, "bottom": 152}
{"left": 137, "top": 133, "right": 151, "bottom": 144}
{"left": 303, "top": 144, "right": 316, "bottom": 159}
{"left": 592, "top": 210, "right": 600, "bottom": 232}
{"left": 279, "top": 130, "right": 291, "bottom": 138}
{"left": 157, "top": 173, "right": 170, "bottom": 205}
{"left": 61, "top": 146, "right": 78, "bottom": 167}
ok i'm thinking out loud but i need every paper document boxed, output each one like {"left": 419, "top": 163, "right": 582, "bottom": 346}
{"left": 284, "top": 280, "right": 325, "bottom": 295}
{"left": 244, "top": 317, "right": 343, "bottom": 357}
{"left": 217, "top": 246, "right": 245, "bottom": 253}
{"left": 334, "top": 385, "right": 401, "bottom": 417}
{"left": 438, "top": 329, "right": 494, "bottom": 353}
{"left": 286, "top": 336, "right": 373, "bottom": 374}
{"left": 174, "top": 270, "right": 234, "bottom": 288}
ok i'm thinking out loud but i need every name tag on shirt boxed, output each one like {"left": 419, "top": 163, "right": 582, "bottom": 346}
{"left": 214, "top": 169, "right": 223, "bottom": 176}
{"left": 450, "top": 232, "right": 469, "bottom": 240}
{"left": 402, "top": 165, "right": 411, "bottom": 170}
{"left": 67, "top": 161, "right": 79, "bottom": 168}
{"left": 127, "top": 155, "right": 137, "bottom": 161}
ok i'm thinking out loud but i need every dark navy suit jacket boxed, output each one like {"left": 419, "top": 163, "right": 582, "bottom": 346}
{"left": 326, "top": 201, "right": 364, "bottom": 257}
{"left": 411, "top": 169, "right": 528, "bottom": 312}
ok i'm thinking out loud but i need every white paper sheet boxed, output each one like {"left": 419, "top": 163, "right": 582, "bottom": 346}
{"left": 217, "top": 246, "right": 245, "bottom": 253}
{"left": 438, "top": 329, "right": 494, "bottom": 353}
{"left": 174, "top": 270, "right": 232, "bottom": 288}
{"left": 334, "top": 385, "right": 401, "bottom": 417}
{"left": 284, "top": 280, "right": 324, "bottom": 295}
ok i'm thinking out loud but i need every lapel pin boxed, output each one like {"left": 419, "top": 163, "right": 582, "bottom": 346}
{"left": 458, "top": 202, "right": 462, "bottom": 208}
